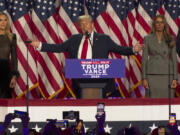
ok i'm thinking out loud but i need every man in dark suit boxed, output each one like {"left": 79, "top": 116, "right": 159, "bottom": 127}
{"left": 176, "top": 28, "right": 180, "bottom": 57}
{"left": 31, "top": 15, "right": 142, "bottom": 99}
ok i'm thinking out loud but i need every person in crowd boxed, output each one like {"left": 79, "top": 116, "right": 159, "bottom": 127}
{"left": 150, "top": 124, "right": 180, "bottom": 135}
{"left": 95, "top": 111, "right": 106, "bottom": 135}
{"left": 157, "top": 126, "right": 166, "bottom": 135}
{"left": 151, "top": 127, "right": 166, "bottom": 135}
{"left": 42, "top": 118, "right": 85, "bottom": 135}
{"left": 142, "top": 15, "right": 178, "bottom": 98}
{"left": 30, "top": 14, "right": 142, "bottom": 99}
{"left": 176, "top": 27, "right": 180, "bottom": 57}
{"left": 167, "top": 121, "right": 180, "bottom": 135}
{"left": 42, "top": 119, "right": 61, "bottom": 135}
{"left": 0, "top": 12, "right": 19, "bottom": 98}
{"left": 42, "top": 112, "right": 108, "bottom": 135}
{"left": 86, "top": 111, "right": 110, "bottom": 135}
{"left": 72, "top": 119, "right": 85, "bottom": 135}
{"left": 0, "top": 113, "right": 15, "bottom": 135}
{"left": 0, "top": 113, "right": 29, "bottom": 135}
{"left": 29, "top": 129, "right": 41, "bottom": 135}
{"left": 117, "top": 126, "right": 141, "bottom": 135}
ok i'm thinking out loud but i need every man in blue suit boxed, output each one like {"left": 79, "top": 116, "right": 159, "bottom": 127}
{"left": 31, "top": 15, "right": 142, "bottom": 99}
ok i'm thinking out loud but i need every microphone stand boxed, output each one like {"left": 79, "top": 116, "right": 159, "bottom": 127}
{"left": 25, "top": 42, "right": 30, "bottom": 114}
{"left": 86, "top": 32, "right": 93, "bottom": 51}
{"left": 167, "top": 41, "right": 171, "bottom": 117}
{"left": 88, "top": 36, "right": 93, "bottom": 49}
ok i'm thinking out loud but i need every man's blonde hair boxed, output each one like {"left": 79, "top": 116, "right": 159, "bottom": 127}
{"left": 77, "top": 15, "right": 93, "bottom": 26}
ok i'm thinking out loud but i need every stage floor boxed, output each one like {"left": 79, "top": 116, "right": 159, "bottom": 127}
{"left": 0, "top": 98, "right": 180, "bottom": 134}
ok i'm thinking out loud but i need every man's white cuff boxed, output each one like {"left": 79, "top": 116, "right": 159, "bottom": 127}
{"left": 36, "top": 42, "right": 42, "bottom": 50}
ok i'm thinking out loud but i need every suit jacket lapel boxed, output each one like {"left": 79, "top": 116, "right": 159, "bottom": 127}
{"left": 74, "top": 34, "right": 83, "bottom": 58}
{"left": 151, "top": 34, "right": 168, "bottom": 56}
{"left": 93, "top": 32, "right": 98, "bottom": 47}
{"left": 152, "top": 34, "right": 162, "bottom": 53}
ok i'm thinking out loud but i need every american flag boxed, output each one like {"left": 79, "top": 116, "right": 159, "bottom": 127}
{"left": 56, "top": 0, "right": 85, "bottom": 98}
{"left": 85, "top": 0, "right": 109, "bottom": 34}
{"left": 57, "top": 0, "right": 84, "bottom": 38}
{"left": 0, "top": 0, "right": 6, "bottom": 11}
{"left": 0, "top": 0, "right": 179, "bottom": 98}
{"left": 56, "top": 0, "right": 84, "bottom": 68}
{"left": 31, "top": 0, "right": 71, "bottom": 99}
{"left": 85, "top": 0, "right": 145, "bottom": 98}
{"left": 164, "top": 0, "right": 179, "bottom": 36}
{"left": 163, "top": 0, "right": 180, "bottom": 96}
{"left": 133, "top": 0, "right": 164, "bottom": 43}
{"left": 107, "top": 0, "right": 145, "bottom": 98}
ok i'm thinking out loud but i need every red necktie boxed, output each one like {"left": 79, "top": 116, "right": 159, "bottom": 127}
{"left": 81, "top": 36, "right": 88, "bottom": 59}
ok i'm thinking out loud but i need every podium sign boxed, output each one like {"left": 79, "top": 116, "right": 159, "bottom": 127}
{"left": 65, "top": 59, "right": 125, "bottom": 79}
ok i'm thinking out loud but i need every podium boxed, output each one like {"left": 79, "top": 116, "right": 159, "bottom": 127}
{"left": 65, "top": 59, "right": 125, "bottom": 99}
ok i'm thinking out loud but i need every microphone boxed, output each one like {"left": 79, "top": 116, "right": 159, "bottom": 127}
{"left": 12, "top": 34, "right": 16, "bottom": 40}
{"left": 85, "top": 31, "right": 90, "bottom": 38}
{"left": 166, "top": 39, "right": 171, "bottom": 44}
{"left": 25, "top": 40, "right": 32, "bottom": 44}
{"left": 85, "top": 31, "right": 93, "bottom": 49}
{"left": 166, "top": 36, "right": 172, "bottom": 45}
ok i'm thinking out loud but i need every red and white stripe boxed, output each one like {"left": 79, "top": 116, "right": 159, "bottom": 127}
{"left": 105, "top": 2, "right": 144, "bottom": 98}
{"left": 7, "top": 10, "right": 39, "bottom": 99}
{"left": 31, "top": 10, "right": 66, "bottom": 99}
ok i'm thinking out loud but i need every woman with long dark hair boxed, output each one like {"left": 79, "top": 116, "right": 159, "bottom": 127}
{"left": 142, "top": 15, "right": 178, "bottom": 98}
{"left": 0, "top": 12, "right": 19, "bottom": 98}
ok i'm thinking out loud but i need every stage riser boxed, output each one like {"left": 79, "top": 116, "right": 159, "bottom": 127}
{"left": 0, "top": 105, "right": 180, "bottom": 122}
{"left": 1, "top": 98, "right": 180, "bottom": 134}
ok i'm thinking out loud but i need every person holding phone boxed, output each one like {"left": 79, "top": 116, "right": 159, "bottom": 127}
{"left": 169, "top": 113, "right": 176, "bottom": 126}
{"left": 97, "top": 103, "right": 105, "bottom": 117}
{"left": 167, "top": 113, "right": 180, "bottom": 135}
{"left": 0, "top": 113, "right": 29, "bottom": 135}
{"left": 72, "top": 119, "right": 85, "bottom": 135}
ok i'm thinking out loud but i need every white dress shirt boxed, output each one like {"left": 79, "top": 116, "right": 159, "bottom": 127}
{"left": 38, "top": 31, "right": 95, "bottom": 59}
{"left": 77, "top": 31, "right": 94, "bottom": 59}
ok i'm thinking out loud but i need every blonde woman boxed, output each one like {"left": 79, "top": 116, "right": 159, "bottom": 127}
{"left": 142, "top": 15, "right": 178, "bottom": 98}
{"left": 0, "top": 12, "right": 19, "bottom": 98}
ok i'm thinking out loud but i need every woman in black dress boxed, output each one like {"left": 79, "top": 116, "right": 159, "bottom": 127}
{"left": 0, "top": 12, "right": 19, "bottom": 98}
